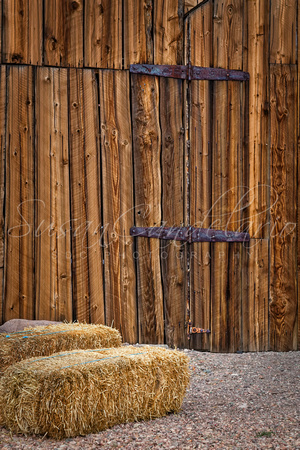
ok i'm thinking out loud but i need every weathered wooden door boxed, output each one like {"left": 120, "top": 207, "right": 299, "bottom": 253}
{"left": 131, "top": 74, "right": 187, "bottom": 348}
{"left": 130, "top": 0, "right": 257, "bottom": 352}
{"left": 187, "top": 1, "right": 247, "bottom": 352}
{"left": 186, "top": 1, "right": 268, "bottom": 353}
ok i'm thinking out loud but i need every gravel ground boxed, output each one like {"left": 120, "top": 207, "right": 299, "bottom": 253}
{"left": 0, "top": 350, "right": 299, "bottom": 449}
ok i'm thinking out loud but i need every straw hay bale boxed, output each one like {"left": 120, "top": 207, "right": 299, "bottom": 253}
{"left": 0, "top": 323, "right": 122, "bottom": 376}
{"left": 0, "top": 346, "right": 190, "bottom": 438}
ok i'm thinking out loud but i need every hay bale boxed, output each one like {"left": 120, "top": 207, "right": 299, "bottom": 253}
{"left": 0, "top": 323, "right": 122, "bottom": 376}
{"left": 0, "top": 346, "right": 190, "bottom": 438}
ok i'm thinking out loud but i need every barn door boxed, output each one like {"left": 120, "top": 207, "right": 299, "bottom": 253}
{"left": 130, "top": 0, "right": 252, "bottom": 351}
{"left": 187, "top": 1, "right": 247, "bottom": 352}
{"left": 130, "top": 75, "right": 187, "bottom": 348}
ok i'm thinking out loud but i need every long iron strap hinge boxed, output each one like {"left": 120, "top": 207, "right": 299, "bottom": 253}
{"left": 130, "top": 226, "right": 250, "bottom": 243}
{"left": 130, "top": 63, "right": 250, "bottom": 82}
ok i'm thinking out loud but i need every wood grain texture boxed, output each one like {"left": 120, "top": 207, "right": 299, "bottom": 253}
{"left": 242, "top": 239, "right": 269, "bottom": 351}
{"left": 243, "top": 0, "right": 269, "bottom": 238}
{"left": 188, "top": 1, "right": 212, "bottom": 351}
{"left": 190, "top": 79, "right": 212, "bottom": 350}
{"left": 69, "top": 69, "right": 104, "bottom": 325}
{"left": 44, "top": 0, "right": 83, "bottom": 67}
{"left": 154, "top": 0, "right": 184, "bottom": 65}
{"left": 269, "top": 64, "right": 298, "bottom": 351}
{"left": 35, "top": 67, "right": 72, "bottom": 321}
{"left": 0, "top": 66, "right": 6, "bottom": 270}
{"left": 210, "top": 243, "right": 243, "bottom": 352}
{"left": 159, "top": 77, "right": 186, "bottom": 348}
{"left": 0, "top": 66, "right": 5, "bottom": 324}
{"left": 2, "top": 0, "right": 42, "bottom": 64}
{"left": 211, "top": 243, "right": 243, "bottom": 352}
{"left": 0, "top": 0, "right": 2, "bottom": 63}
{"left": 131, "top": 73, "right": 163, "bottom": 344}
{"left": 84, "top": 0, "right": 122, "bottom": 68}
{"left": 124, "top": 0, "right": 153, "bottom": 67}
{"left": 210, "top": 0, "right": 244, "bottom": 352}
{"left": 213, "top": 0, "right": 243, "bottom": 71}
{"left": 189, "top": 0, "right": 212, "bottom": 67}
{"left": 0, "top": 268, "right": 3, "bottom": 324}
{"left": 270, "top": 0, "right": 297, "bottom": 64}
{"left": 184, "top": 0, "right": 200, "bottom": 15}
{"left": 210, "top": 81, "right": 244, "bottom": 352}
{"left": 190, "top": 242, "right": 211, "bottom": 349}
{"left": 99, "top": 70, "right": 137, "bottom": 343}
{"left": 4, "top": 66, "right": 35, "bottom": 321}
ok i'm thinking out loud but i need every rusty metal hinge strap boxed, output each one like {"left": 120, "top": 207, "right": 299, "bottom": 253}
{"left": 130, "top": 226, "right": 250, "bottom": 243}
{"left": 130, "top": 64, "right": 250, "bottom": 82}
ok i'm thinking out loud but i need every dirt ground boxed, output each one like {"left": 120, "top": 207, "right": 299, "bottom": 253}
{"left": 0, "top": 350, "right": 299, "bottom": 449}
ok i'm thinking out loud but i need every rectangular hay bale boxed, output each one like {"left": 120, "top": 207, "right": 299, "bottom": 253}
{"left": 0, "top": 346, "right": 190, "bottom": 438}
{"left": 0, "top": 323, "right": 122, "bottom": 376}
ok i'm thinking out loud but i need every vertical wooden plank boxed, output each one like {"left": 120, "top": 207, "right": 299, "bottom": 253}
{"left": 210, "top": 243, "right": 243, "bottom": 352}
{"left": 4, "top": 66, "right": 35, "bottom": 321}
{"left": 270, "top": 0, "right": 297, "bottom": 65}
{"left": 35, "top": 67, "right": 72, "bottom": 321}
{"left": 242, "top": 239, "right": 269, "bottom": 352}
{"left": 131, "top": 73, "right": 163, "bottom": 344}
{"left": 69, "top": 69, "right": 104, "bottom": 325}
{"left": 188, "top": 2, "right": 212, "bottom": 351}
{"left": 84, "top": 0, "right": 122, "bottom": 68}
{"left": 189, "top": 53, "right": 213, "bottom": 348}
{"left": 0, "top": 269, "right": 3, "bottom": 324}
{"left": 44, "top": 0, "right": 83, "bottom": 67}
{"left": 2, "top": 0, "right": 42, "bottom": 64}
{"left": 159, "top": 77, "right": 185, "bottom": 348}
{"left": 270, "top": 64, "right": 298, "bottom": 351}
{"left": 0, "top": 66, "right": 6, "bottom": 323}
{"left": 154, "top": 0, "right": 184, "bottom": 65}
{"left": 213, "top": 0, "right": 243, "bottom": 71}
{"left": 124, "top": 0, "right": 153, "bottom": 67}
{"left": 210, "top": 0, "right": 244, "bottom": 352}
{"left": 99, "top": 70, "right": 137, "bottom": 343}
{"left": 189, "top": 1, "right": 212, "bottom": 67}
{"left": 184, "top": 0, "right": 201, "bottom": 15}
{"left": 243, "top": 0, "right": 269, "bottom": 238}
{"left": 210, "top": 79, "right": 243, "bottom": 352}
{"left": 0, "top": 0, "right": 2, "bottom": 63}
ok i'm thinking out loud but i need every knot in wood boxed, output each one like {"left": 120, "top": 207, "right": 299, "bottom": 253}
{"left": 49, "top": 37, "right": 58, "bottom": 51}
{"left": 11, "top": 53, "right": 23, "bottom": 63}
{"left": 227, "top": 4, "right": 234, "bottom": 16}
{"left": 71, "top": 1, "right": 80, "bottom": 11}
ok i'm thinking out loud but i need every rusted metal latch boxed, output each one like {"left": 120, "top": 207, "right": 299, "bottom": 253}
{"left": 187, "top": 320, "right": 211, "bottom": 339}
{"left": 130, "top": 226, "right": 250, "bottom": 243}
{"left": 130, "top": 63, "right": 250, "bottom": 82}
